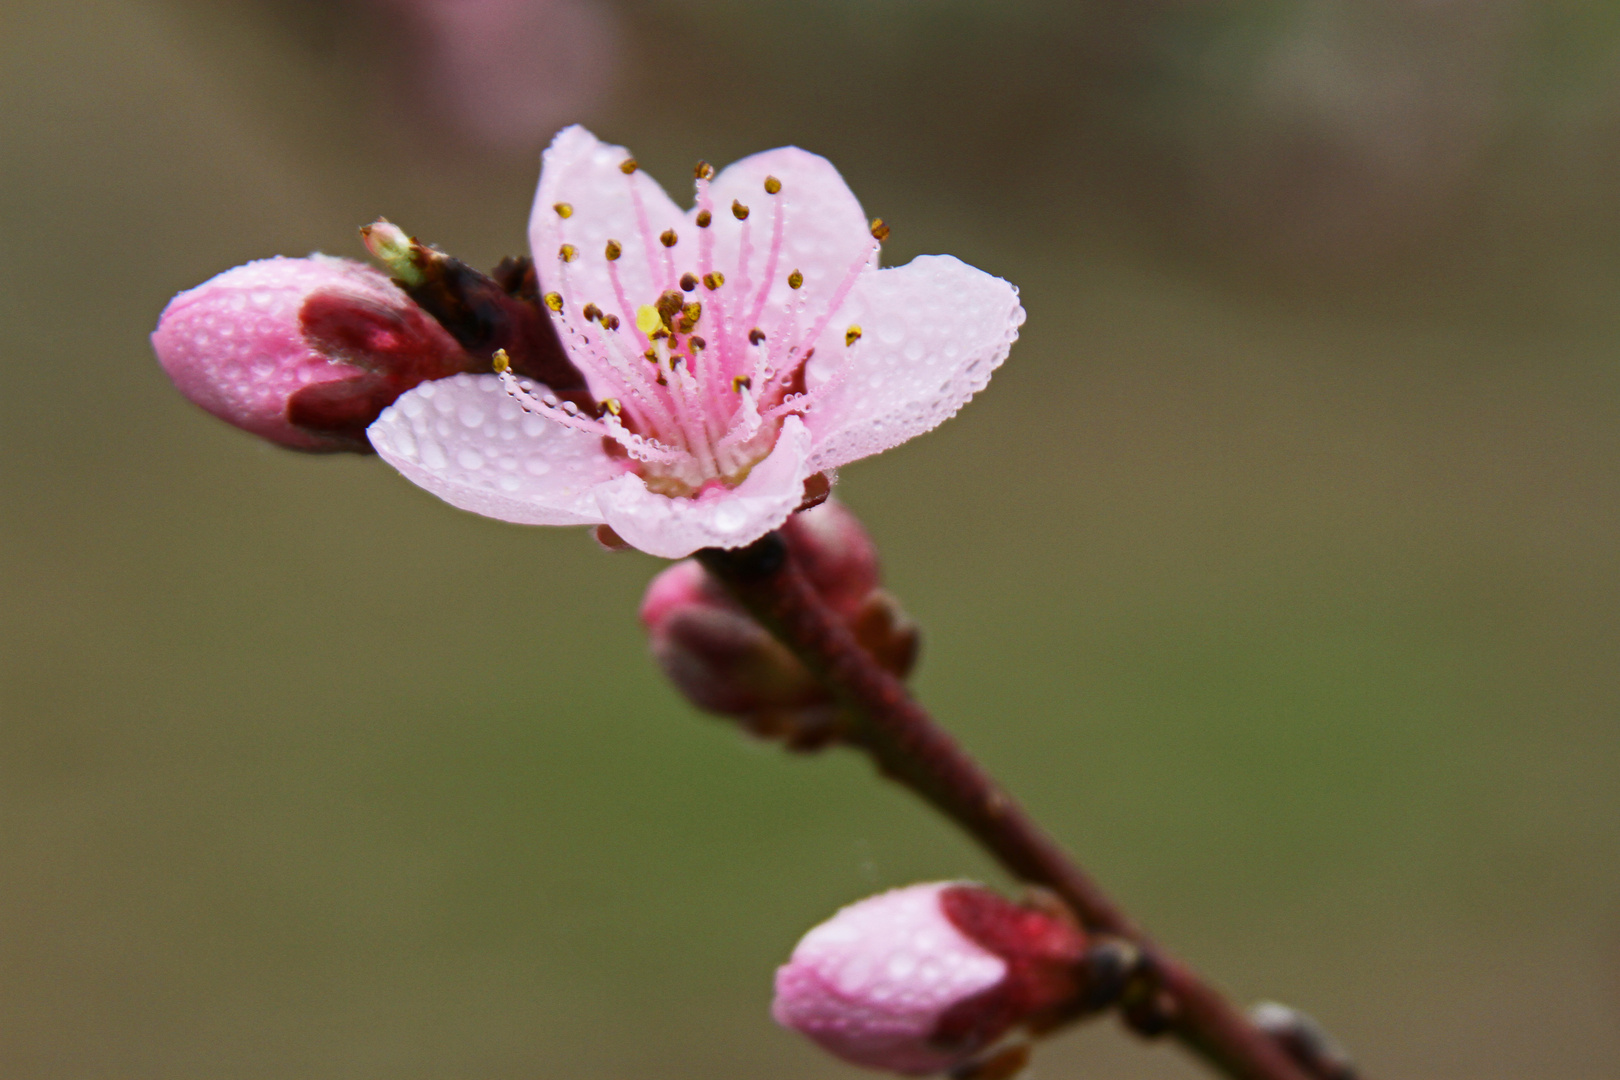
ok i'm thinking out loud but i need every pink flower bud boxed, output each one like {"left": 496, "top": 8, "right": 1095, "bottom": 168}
{"left": 779, "top": 499, "right": 883, "bottom": 618}
{"left": 640, "top": 559, "right": 824, "bottom": 714}
{"left": 151, "top": 256, "right": 468, "bottom": 452}
{"left": 639, "top": 500, "right": 917, "bottom": 746}
{"left": 773, "top": 883, "right": 1087, "bottom": 1076}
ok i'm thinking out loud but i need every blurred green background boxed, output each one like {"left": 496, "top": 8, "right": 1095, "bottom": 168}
{"left": 3, "top": 0, "right": 1618, "bottom": 1076}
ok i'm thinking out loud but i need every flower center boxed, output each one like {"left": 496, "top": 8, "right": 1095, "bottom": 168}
{"left": 502, "top": 162, "right": 880, "bottom": 500}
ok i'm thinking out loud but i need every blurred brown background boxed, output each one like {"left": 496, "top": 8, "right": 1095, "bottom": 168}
{"left": 2, "top": 0, "right": 1618, "bottom": 1076}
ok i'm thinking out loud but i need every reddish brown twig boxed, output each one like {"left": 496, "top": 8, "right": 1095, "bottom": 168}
{"left": 698, "top": 534, "right": 1339, "bottom": 1080}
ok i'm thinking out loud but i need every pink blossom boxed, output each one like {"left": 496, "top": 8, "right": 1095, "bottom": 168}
{"left": 367, "top": 126, "right": 1025, "bottom": 558}
{"left": 774, "top": 882, "right": 1088, "bottom": 1075}
{"left": 152, "top": 256, "right": 467, "bottom": 452}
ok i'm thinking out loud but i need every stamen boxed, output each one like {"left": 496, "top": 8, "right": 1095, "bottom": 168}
{"left": 694, "top": 160, "right": 715, "bottom": 180}
{"left": 624, "top": 168, "right": 665, "bottom": 289}
{"left": 680, "top": 272, "right": 698, "bottom": 292}
{"left": 554, "top": 202, "right": 574, "bottom": 218}
{"left": 655, "top": 290, "right": 684, "bottom": 327}
{"left": 749, "top": 328, "right": 766, "bottom": 345}
{"left": 869, "top": 218, "right": 891, "bottom": 241}
{"left": 602, "top": 313, "right": 621, "bottom": 330}
{"left": 605, "top": 257, "right": 645, "bottom": 349}
{"left": 619, "top": 158, "right": 638, "bottom": 174}
{"left": 501, "top": 368, "right": 678, "bottom": 465}
{"left": 696, "top": 210, "right": 713, "bottom": 228}
{"left": 492, "top": 349, "right": 511, "bottom": 373}
{"left": 799, "top": 243, "right": 876, "bottom": 360}
{"left": 764, "top": 176, "right": 782, "bottom": 195}
{"left": 744, "top": 188, "right": 787, "bottom": 331}
{"left": 544, "top": 292, "right": 564, "bottom": 312}
{"left": 732, "top": 375, "right": 752, "bottom": 392}
{"left": 845, "top": 325, "right": 863, "bottom": 346}
{"left": 559, "top": 244, "right": 578, "bottom": 263}
{"left": 732, "top": 200, "right": 750, "bottom": 221}
{"left": 660, "top": 229, "right": 678, "bottom": 248}
{"left": 582, "top": 302, "right": 603, "bottom": 323}
{"left": 704, "top": 272, "right": 725, "bottom": 290}
{"left": 787, "top": 270, "right": 803, "bottom": 289}
{"left": 602, "top": 398, "right": 621, "bottom": 416}
{"left": 605, "top": 240, "right": 622, "bottom": 261}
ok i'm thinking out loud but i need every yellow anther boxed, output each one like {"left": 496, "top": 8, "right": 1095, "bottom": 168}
{"left": 845, "top": 325, "right": 863, "bottom": 346}
{"left": 870, "top": 218, "right": 891, "bottom": 242}
{"left": 605, "top": 239, "right": 622, "bottom": 261}
{"left": 492, "top": 349, "right": 511, "bottom": 373}
{"left": 696, "top": 210, "right": 713, "bottom": 228}
{"left": 703, "top": 271, "right": 725, "bottom": 290}
{"left": 764, "top": 175, "right": 782, "bottom": 195}
{"left": 544, "top": 292, "right": 564, "bottom": 312}
{"left": 682, "top": 301, "right": 703, "bottom": 324}
{"left": 559, "top": 244, "right": 577, "bottom": 262}
{"left": 732, "top": 200, "right": 750, "bottom": 220}
{"left": 620, "top": 158, "right": 638, "bottom": 174}
{"left": 660, "top": 229, "right": 678, "bottom": 247}
{"left": 602, "top": 398, "right": 621, "bottom": 416}
{"left": 635, "top": 305, "right": 662, "bottom": 336}
{"left": 694, "top": 160, "right": 715, "bottom": 180}
{"left": 787, "top": 269, "right": 803, "bottom": 289}
{"left": 554, "top": 202, "right": 573, "bottom": 218}
{"left": 732, "top": 375, "right": 753, "bottom": 393}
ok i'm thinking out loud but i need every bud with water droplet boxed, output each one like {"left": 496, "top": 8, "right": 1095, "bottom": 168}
{"left": 772, "top": 882, "right": 1089, "bottom": 1075}
{"left": 151, "top": 256, "right": 471, "bottom": 452}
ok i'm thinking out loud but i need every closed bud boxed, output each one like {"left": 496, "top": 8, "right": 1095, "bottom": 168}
{"left": 151, "top": 256, "right": 469, "bottom": 452}
{"left": 639, "top": 501, "right": 918, "bottom": 746}
{"left": 779, "top": 499, "right": 883, "bottom": 618}
{"left": 773, "top": 883, "right": 1087, "bottom": 1075}
{"left": 640, "top": 560, "right": 825, "bottom": 724}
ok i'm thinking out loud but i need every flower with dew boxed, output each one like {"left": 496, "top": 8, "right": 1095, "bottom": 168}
{"left": 368, "top": 126, "right": 1025, "bottom": 558}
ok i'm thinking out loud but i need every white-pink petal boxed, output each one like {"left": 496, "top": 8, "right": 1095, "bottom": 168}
{"left": 368, "top": 373, "right": 629, "bottom": 525}
{"left": 802, "top": 255, "right": 1024, "bottom": 473}
{"left": 596, "top": 416, "right": 815, "bottom": 559}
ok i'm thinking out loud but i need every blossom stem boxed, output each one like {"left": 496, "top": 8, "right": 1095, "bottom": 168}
{"left": 697, "top": 533, "right": 1335, "bottom": 1080}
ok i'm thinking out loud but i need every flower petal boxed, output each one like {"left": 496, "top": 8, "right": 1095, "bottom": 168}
{"left": 703, "top": 147, "right": 875, "bottom": 331}
{"left": 368, "top": 372, "right": 627, "bottom": 525}
{"left": 800, "top": 255, "right": 1024, "bottom": 472}
{"left": 529, "top": 125, "right": 687, "bottom": 383}
{"left": 596, "top": 416, "right": 814, "bottom": 559}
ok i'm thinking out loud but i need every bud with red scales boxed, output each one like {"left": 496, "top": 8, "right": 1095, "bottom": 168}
{"left": 639, "top": 499, "right": 917, "bottom": 749}
{"left": 772, "top": 882, "right": 1132, "bottom": 1076}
